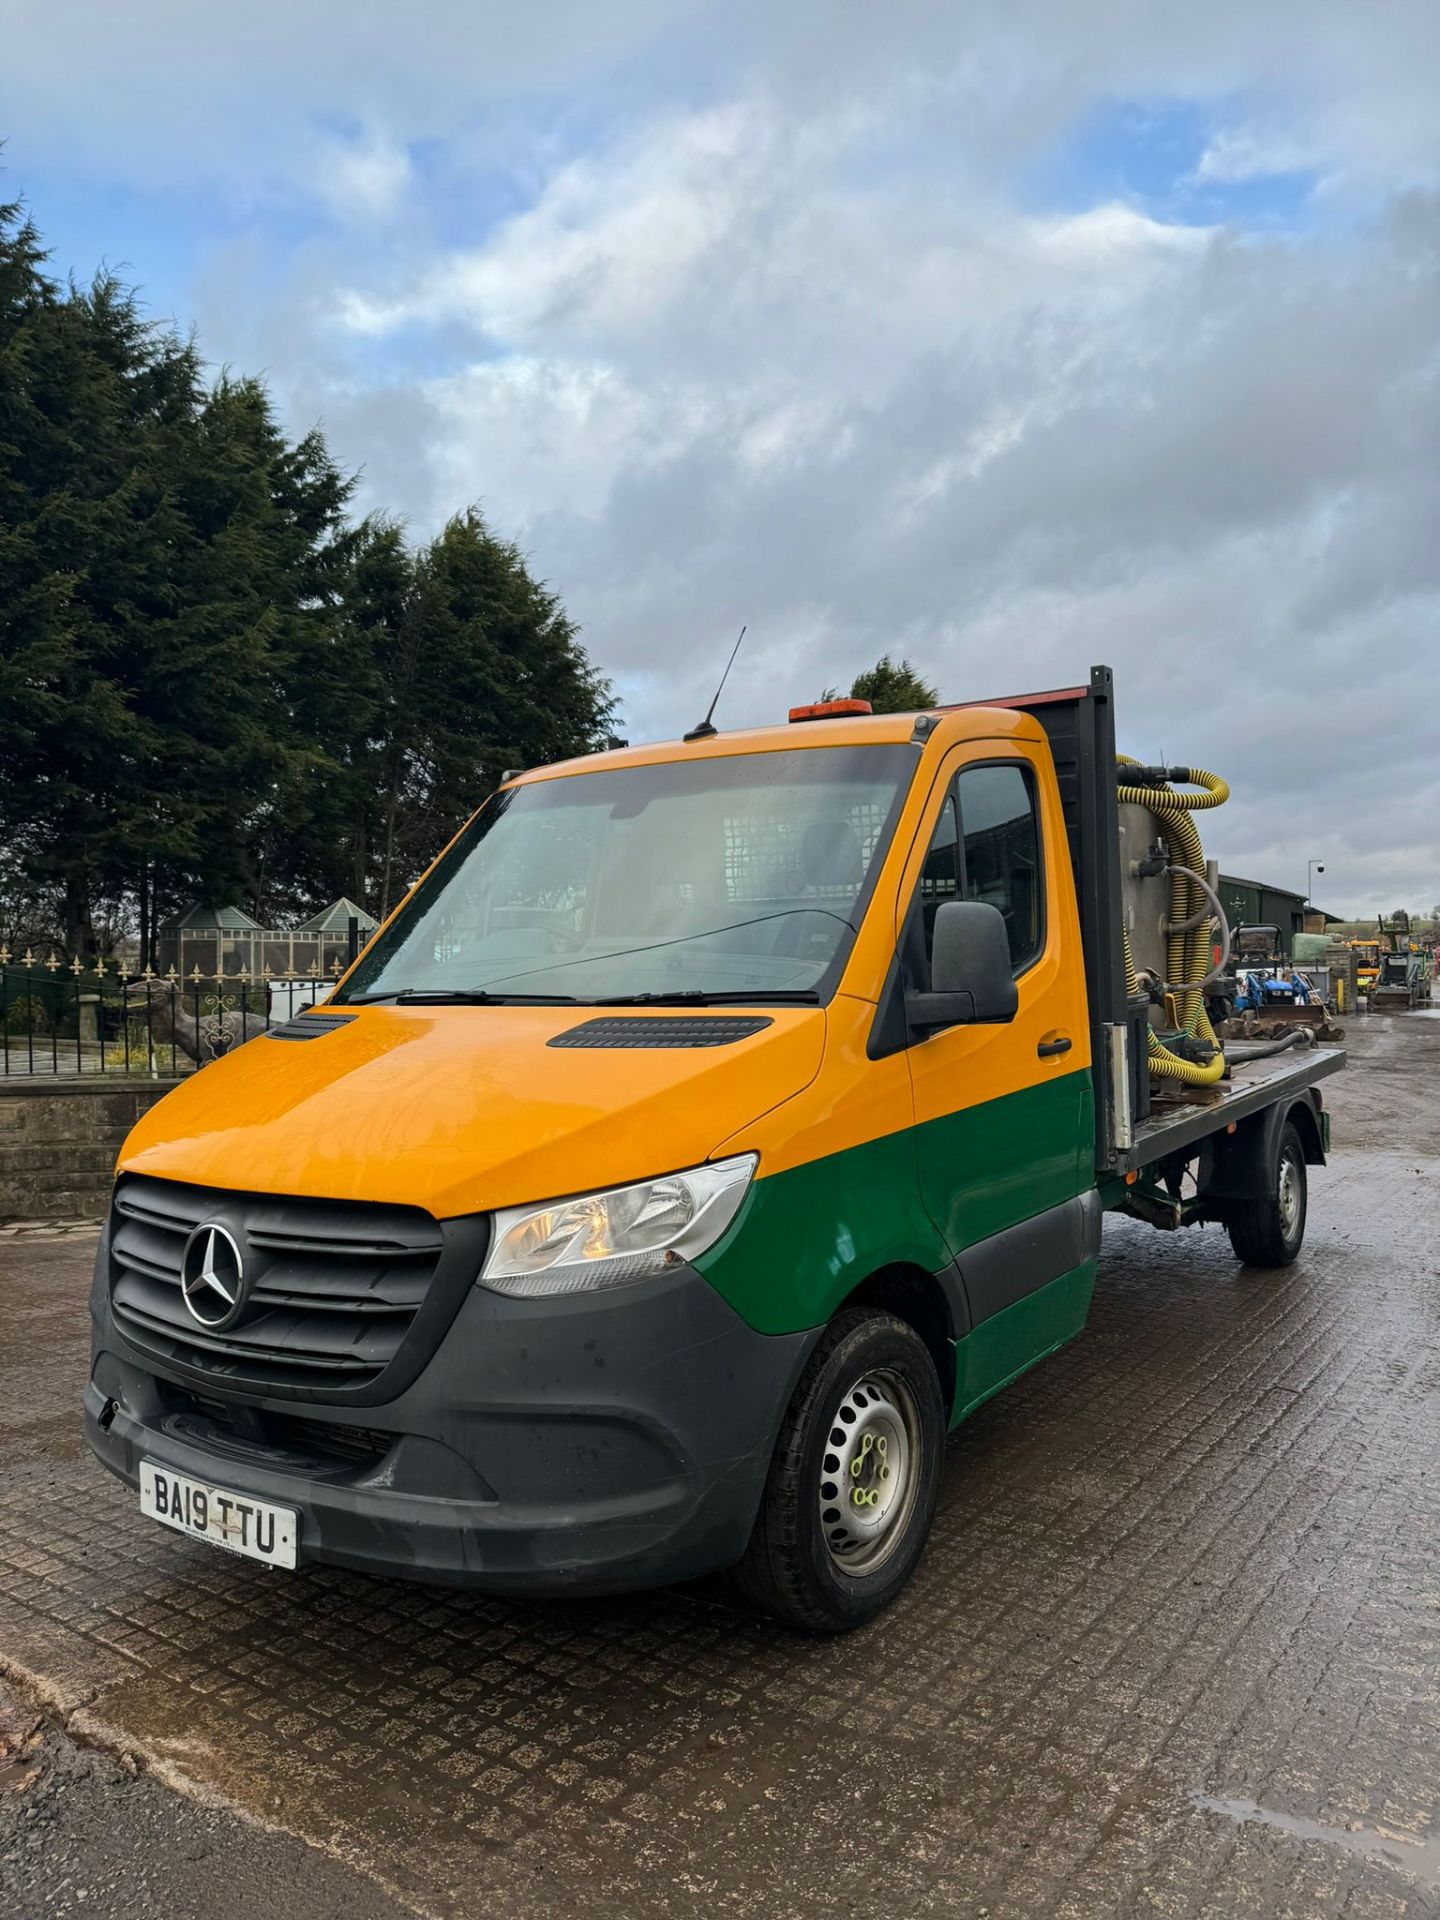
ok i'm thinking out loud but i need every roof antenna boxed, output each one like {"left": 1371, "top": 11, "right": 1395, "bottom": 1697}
{"left": 684, "top": 626, "right": 746, "bottom": 742}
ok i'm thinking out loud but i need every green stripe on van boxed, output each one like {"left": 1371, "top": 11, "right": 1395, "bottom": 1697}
{"left": 950, "top": 1257, "right": 1096, "bottom": 1424}
{"left": 696, "top": 1069, "right": 1092, "bottom": 1342}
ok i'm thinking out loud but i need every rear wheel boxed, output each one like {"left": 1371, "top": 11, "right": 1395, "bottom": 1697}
{"left": 1227, "top": 1119, "right": 1307, "bottom": 1267}
{"left": 731, "top": 1308, "right": 945, "bottom": 1632}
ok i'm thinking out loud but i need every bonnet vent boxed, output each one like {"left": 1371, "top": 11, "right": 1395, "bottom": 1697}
{"left": 548, "top": 1016, "right": 773, "bottom": 1050}
{"left": 265, "top": 1012, "right": 357, "bottom": 1042}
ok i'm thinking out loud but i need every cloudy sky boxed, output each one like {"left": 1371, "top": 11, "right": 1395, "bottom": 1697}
{"left": 5, "top": 1, "right": 1439, "bottom": 913}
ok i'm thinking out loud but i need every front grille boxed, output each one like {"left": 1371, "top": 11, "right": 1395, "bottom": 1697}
{"left": 266, "top": 1411, "right": 395, "bottom": 1466}
{"left": 108, "top": 1174, "right": 486, "bottom": 1402}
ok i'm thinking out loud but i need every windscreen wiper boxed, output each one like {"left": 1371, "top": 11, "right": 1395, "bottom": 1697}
{"left": 347, "top": 988, "right": 583, "bottom": 1006}
{"left": 588, "top": 989, "right": 822, "bottom": 1007}
{"left": 350, "top": 986, "right": 821, "bottom": 1008}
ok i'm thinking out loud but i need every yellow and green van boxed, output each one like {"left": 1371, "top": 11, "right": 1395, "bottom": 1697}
{"left": 85, "top": 668, "right": 1341, "bottom": 1628}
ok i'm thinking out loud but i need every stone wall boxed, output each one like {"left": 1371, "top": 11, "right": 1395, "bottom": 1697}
{"left": 0, "top": 1080, "right": 182, "bottom": 1221}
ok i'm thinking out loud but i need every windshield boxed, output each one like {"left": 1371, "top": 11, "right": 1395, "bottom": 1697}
{"left": 337, "top": 744, "right": 916, "bottom": 1005}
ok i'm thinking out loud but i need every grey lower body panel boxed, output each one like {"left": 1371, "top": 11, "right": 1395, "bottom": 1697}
{"left": 86, "top": 1260, "right": 817, "bottom": 1595}
{"left": 955, "top": 1190, "right": 1103, "bottom": 1326}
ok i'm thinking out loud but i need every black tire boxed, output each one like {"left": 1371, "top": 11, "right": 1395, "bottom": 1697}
{"left": 1227, "top": 1120, "right": 1307, "bottom": 1267}
{"left": 730, "top": 1307, "right": 946, "bottom": 1632}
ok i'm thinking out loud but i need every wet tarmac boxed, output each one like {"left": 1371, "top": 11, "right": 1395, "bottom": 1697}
{"left": 1, "top": 1014, "right": 1437, "bottom": 1918}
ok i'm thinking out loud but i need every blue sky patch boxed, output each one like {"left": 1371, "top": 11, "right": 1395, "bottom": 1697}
{"left": 1029, "top": 96, "right": 1320, "bottom": 232}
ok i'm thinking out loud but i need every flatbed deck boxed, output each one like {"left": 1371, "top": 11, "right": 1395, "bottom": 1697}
{"left": 1118, "top": 1046, "right": 1346, "bottom": 1172}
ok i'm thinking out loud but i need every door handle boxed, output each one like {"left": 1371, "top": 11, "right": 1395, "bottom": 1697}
{"left": 1037, "top": 1034, "right": 1073, "bottom": 1058}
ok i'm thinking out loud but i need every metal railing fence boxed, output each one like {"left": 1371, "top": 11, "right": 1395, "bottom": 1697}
{"left": 0, "top": 948, "right": 351, "bottom": 1079}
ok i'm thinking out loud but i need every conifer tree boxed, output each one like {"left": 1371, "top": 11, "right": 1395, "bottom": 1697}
{"left": 374, "top": 509, "right": 615, "bottom": 914}
{"left": 821, "top": 654, "right": 939, "bottom": 713}
{"left": 0, "top": 196, "right": 616, "bottom": 950}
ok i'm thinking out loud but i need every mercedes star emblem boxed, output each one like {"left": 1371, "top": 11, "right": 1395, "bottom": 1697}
{"left": 179, "top": 1223, "right": 247, "bottom": 1331}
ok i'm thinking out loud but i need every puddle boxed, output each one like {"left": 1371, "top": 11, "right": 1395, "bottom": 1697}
{"left": 1192, "top": 1793, "right": 1440, "bottom": 1888}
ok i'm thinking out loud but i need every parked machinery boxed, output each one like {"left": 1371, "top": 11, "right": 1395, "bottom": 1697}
{"left": 1235, "top": 967, "right": 1318, "bottom": 1015}
{"left": 1207, "top": 924, "right": 1344, "bottom": 1043}
{"left": 1370, "top": 913, "right": 1430, "bottom": 1010}
{"left": 1349, "top": 939, "right": 1382, "bottom": 998}
{"left": 1362, "top": 912, "right": 1431, "bottom": 1011}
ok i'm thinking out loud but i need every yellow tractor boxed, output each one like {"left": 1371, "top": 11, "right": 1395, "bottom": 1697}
{"left": 1350, "top": 939, "right": 1381, "bottom": 998}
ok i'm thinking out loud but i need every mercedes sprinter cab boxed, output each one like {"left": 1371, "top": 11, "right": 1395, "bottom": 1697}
{"left": 85, "top": 670, "right": 1338, "bottom": 1630}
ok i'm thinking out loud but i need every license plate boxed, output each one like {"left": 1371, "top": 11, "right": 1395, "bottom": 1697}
{"left": 139, "top": 1461, "right": 298, "bottom": 1570}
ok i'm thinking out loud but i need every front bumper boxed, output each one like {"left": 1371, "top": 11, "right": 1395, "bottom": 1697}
{"left": 87, "top": 1249, "right": 817, "bottom": 1595}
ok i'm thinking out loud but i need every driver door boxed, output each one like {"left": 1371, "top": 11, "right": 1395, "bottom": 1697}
{"left": 899, "top": 739, "right": 1094, "bottom": 1333}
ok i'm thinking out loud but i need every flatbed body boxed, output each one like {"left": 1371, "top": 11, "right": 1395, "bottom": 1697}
{"left": 1119, "top": 1046, "right": 1344, "bottom": 1172}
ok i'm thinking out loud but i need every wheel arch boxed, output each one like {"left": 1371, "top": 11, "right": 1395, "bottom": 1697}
{"left": 1286, "top": 1096, "right": 1325, "bottom": 1166}
{"left": 1201, "top": 1091, "right": 1324, "bottom": 1202}
{"left": 835, "top": 1262, "right": 957, "bottom": 1411}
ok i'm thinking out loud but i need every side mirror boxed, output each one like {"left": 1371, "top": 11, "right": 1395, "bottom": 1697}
{"left": 906, "top": 900, "right": 1019, "bottom": 1036}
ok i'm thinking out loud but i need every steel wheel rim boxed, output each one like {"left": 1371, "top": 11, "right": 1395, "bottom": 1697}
{"left": 1278, "top": 1153, "right": 1301, "bottom": 1238}
{"left": 817, "top": 1369, "right": 921, "bottom": 1577}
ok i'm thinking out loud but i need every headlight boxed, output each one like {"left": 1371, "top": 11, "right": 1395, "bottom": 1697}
{"left": 480, "top": 1154, "right": 757, "bottom": 1298}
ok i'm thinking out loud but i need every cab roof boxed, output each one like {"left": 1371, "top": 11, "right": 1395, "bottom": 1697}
{"left": 511, "top": 704, "right": 1046, "bottom": 787}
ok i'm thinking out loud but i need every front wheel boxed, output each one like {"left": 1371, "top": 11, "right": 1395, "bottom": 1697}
{"left": 1227, "top": 1120, "right": 1308, "bottom": 1267}
{"left": 730, "top": 1308, "right": 946, "bottom": 1632}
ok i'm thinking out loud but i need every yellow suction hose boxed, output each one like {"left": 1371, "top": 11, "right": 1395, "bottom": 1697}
{"left": 1117, "top": 758, "right": 1230, "bottom": 1087}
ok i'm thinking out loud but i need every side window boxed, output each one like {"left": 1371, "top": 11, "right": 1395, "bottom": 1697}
{"left": 956, "top": 763, "right": 1043, "bottom": 973}
{"left": 917, "top": 790, "right": 960, "bottom": 979}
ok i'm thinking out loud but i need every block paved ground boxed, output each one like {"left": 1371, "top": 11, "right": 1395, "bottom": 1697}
{"left": 1, "top": 1014, "right": 1437, "bottom": 1918}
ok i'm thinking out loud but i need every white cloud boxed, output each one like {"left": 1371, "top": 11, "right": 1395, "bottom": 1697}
{"left": 1031, "top": 204, "right": 1215, "bottom": 258}
{"left": 1194, "top": 126, "right": 1320, "bottom": 184}
{"left": 313, "top": 130, "right": 413, "bottom": 222}
{"left": 334, "top": 102, "right": 772, "bottom": 347}
{"left": 418, "top": 356, "right": 710, "bottom": 524}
